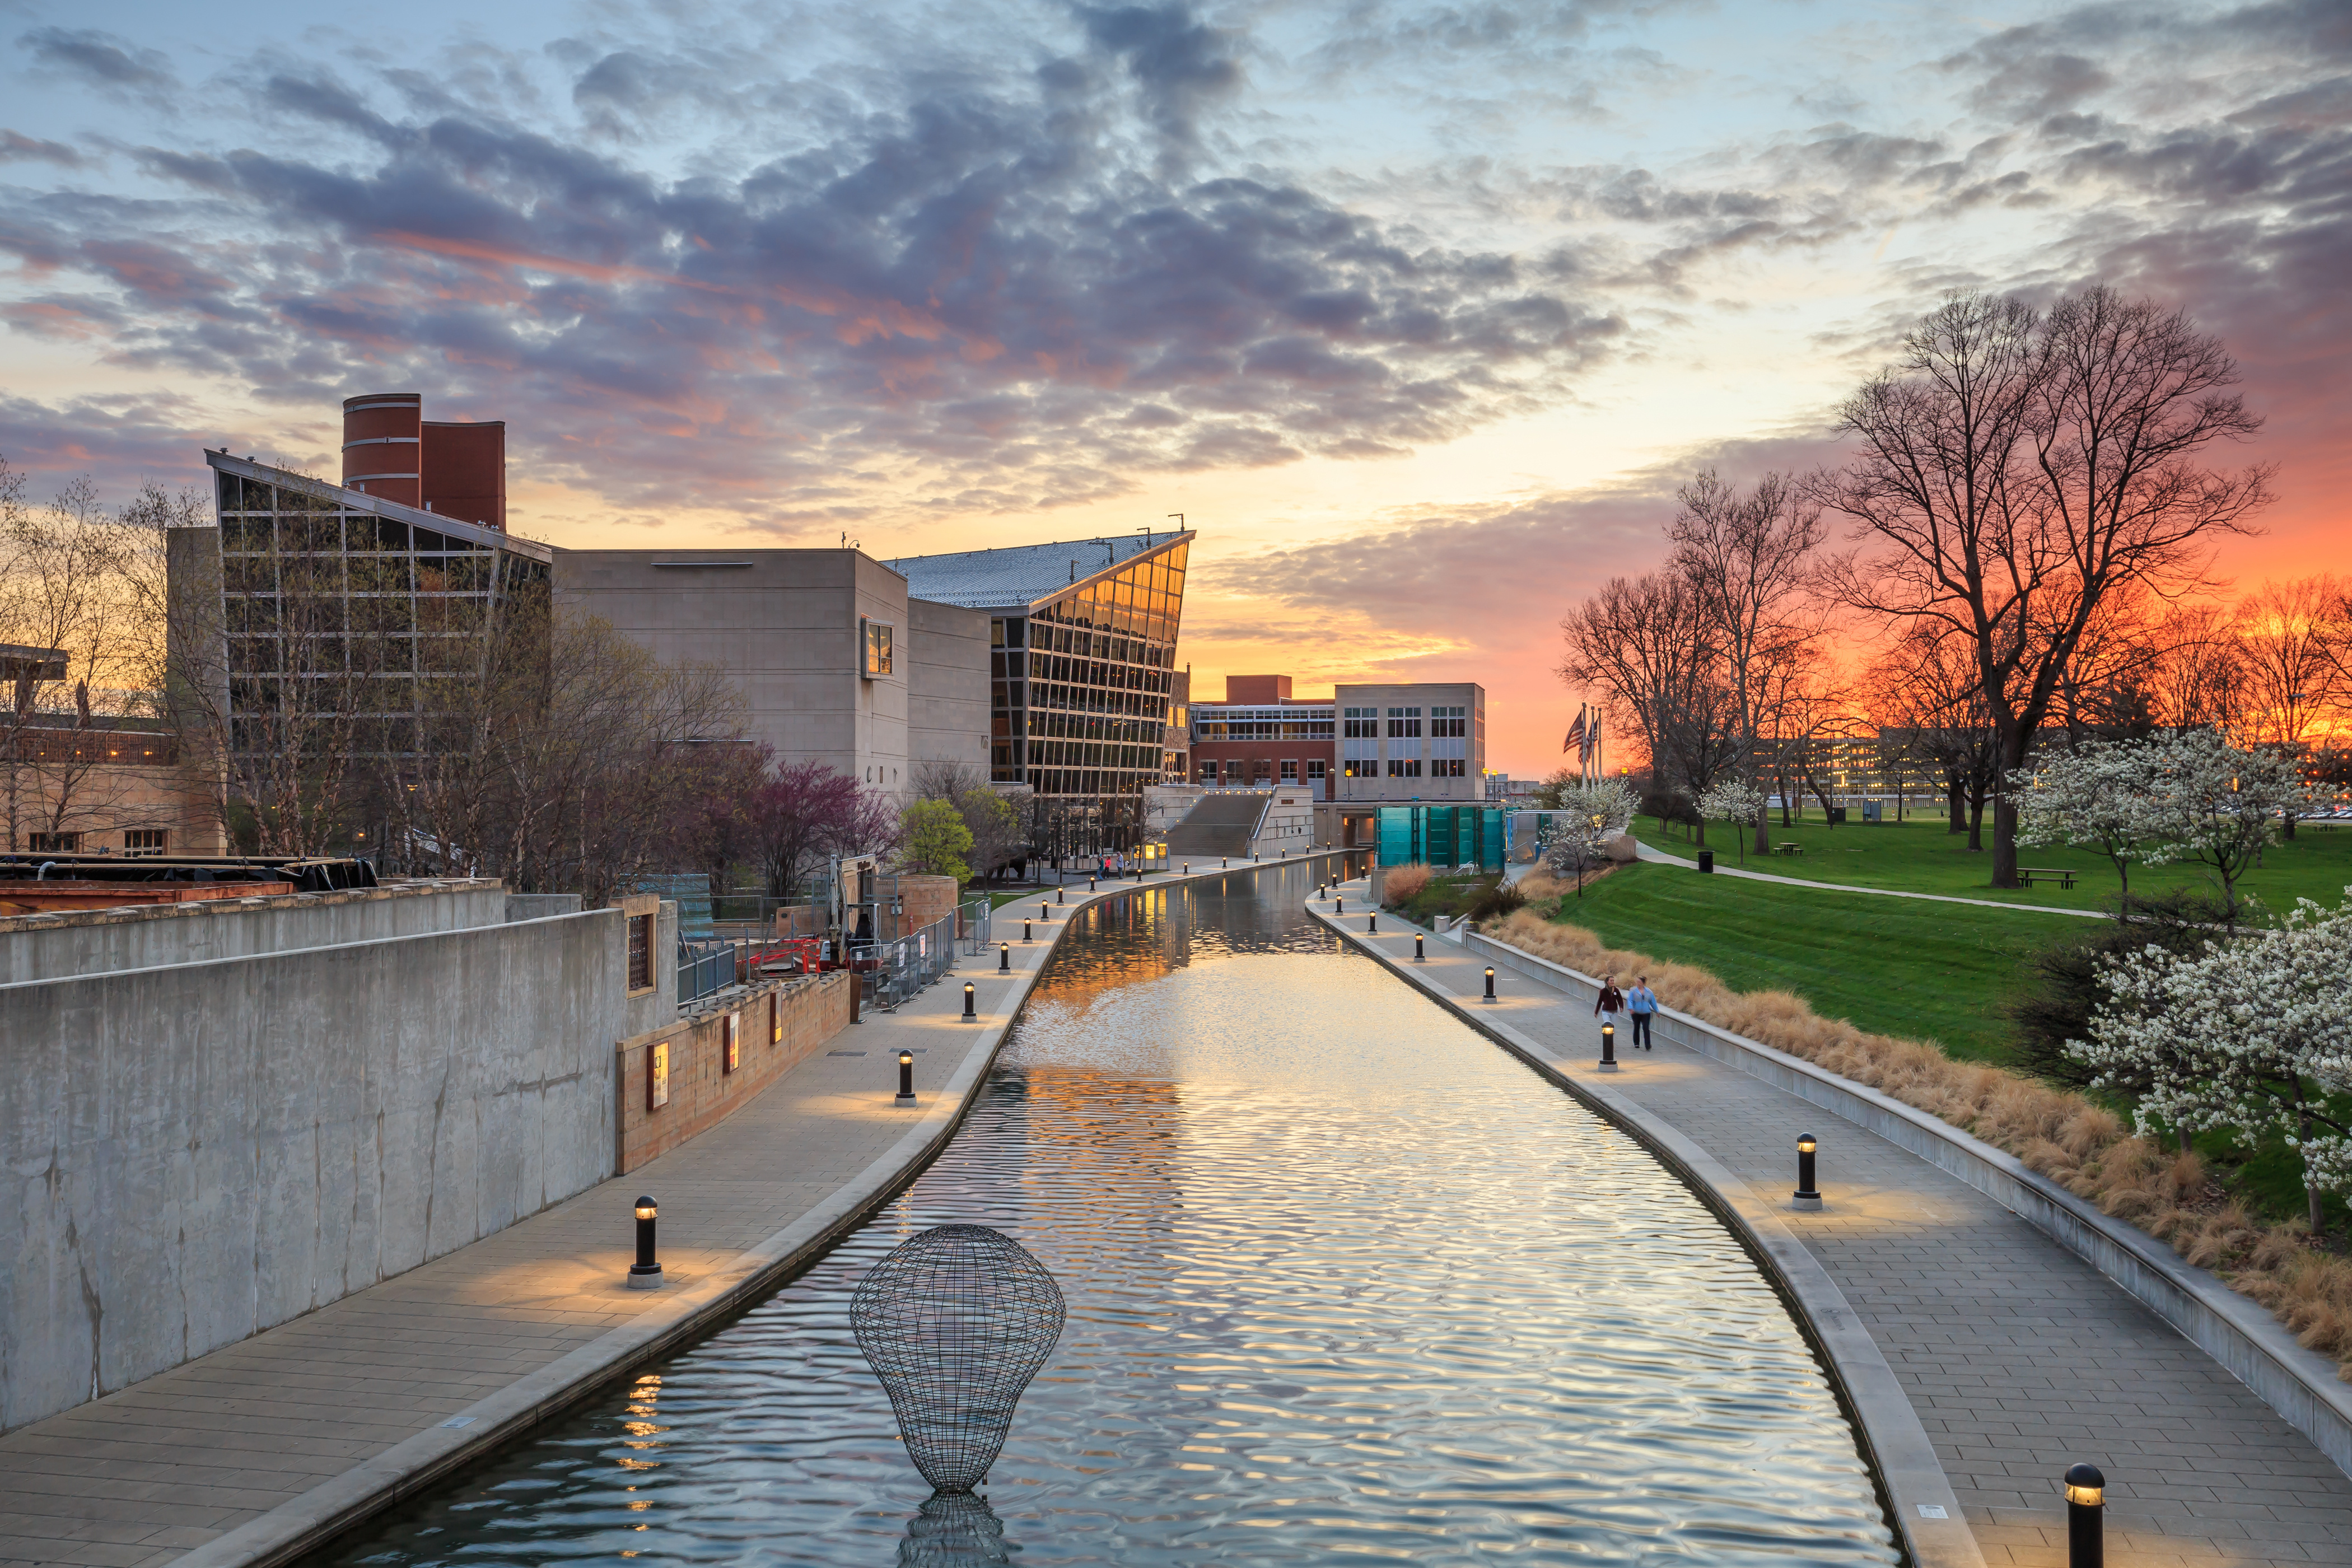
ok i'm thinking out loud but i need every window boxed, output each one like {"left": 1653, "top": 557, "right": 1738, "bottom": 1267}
{"left": 1306, "top": 760, "right": 1327, "bottom": 780}
{"left": 1198, "top": 761, "right": 1219, "bottom": 785}
{"left": 1343, "top": 758, "right": 1376, "bottom": 778}
{"left": 29, "top": 832, "right": 79, "bottom": 853}
{"left": 1387, "top": 757, "right": 1422, "bottom": 777}
{"left": 1386, "top": 707, "right": 1423, "bottom": 738}
{"left": 628, "top": 914, "right": 654, "bottom": 991}
{"left": 1435, "top": 758, "right": 1467, "bottom": 777}
{"left": 1342, "top": 706, "right": 1378, "bottom": 739}
{"left": 1223, "top": 759, "right": 1245, "bottom": 784}
{"left": 1252, "top": 758, "right": 1273, "bottom": 783}
{"left": 123, "top": 829, "right": 169, "bottom": 855}
{"left": 1280, "top": 759, "right": 1298, "bottom": 781}
{"left": 1431, "top": 706, "right": 1467, "bottom": 738}
{"left": 862, "top": 618, "right": 894, "bottom": 677}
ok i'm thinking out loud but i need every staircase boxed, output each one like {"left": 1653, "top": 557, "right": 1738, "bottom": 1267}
{"left": 1165, "top": 791, "right": 1272, "bottom": 858}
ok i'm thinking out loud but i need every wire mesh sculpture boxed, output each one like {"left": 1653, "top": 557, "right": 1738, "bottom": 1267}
{"left": 897, "top": 1491, "right": 1012, "bottom": 1566}
{"left": 852, "top": 1224, "right": 1067, "bottom": 1494}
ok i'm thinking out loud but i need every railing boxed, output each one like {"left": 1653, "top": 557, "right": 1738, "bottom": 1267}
{"left": 677, "top": 939, "right": 743, "bottom": 1005}
{"left": 856, "top": 909, "right": 959, "bottom": 1012}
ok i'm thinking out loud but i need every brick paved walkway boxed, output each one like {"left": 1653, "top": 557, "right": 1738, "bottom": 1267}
{"left": 1328, "top": 876, "right": 2352, "bottom": 1568}
{"left": 0, "top": 875, "right": 1166, "bottom": 1568}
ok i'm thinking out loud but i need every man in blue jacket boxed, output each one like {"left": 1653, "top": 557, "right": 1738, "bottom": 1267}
{"left": 1627, "top": 976, "right": 1659, "bottom": 1051}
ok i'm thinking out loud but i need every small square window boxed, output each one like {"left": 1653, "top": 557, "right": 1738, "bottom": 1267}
{"left": 124, "top": 829, "right": 169, "bottom": 855}
{"left": 29, "top": 832, "right": 80, "bottom": 853}
{"left": 862, "top": 618, "right": 894, "bottom": 677}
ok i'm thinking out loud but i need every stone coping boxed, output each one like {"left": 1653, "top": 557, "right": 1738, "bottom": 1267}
{"left": 165, "top": 849, "right": 1366, "bottom": 1568}
{"left": 1455, "top": 919, "right": 2352, "bottom": 1483}
{"left": 1310, "top": 895, "right": 1985, "bottom": 1568}
{"left": 0, "top": 876, "right": 501, "bottom": 934}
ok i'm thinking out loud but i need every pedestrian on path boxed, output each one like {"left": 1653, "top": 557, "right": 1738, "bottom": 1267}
{"left": 1594, "top": 976, "right": 1624, "bottom": 1034}
{"left": 1627, "top": 976, "right": 1658, "bottom": 1051}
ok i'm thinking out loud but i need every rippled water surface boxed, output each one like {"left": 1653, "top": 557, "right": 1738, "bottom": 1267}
{"left": 318, "top": 867, "right": 1898, "bottom": 1567}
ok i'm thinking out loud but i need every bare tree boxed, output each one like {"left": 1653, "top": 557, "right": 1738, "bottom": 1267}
{"left": 1560, "top": 572, "right": 1741, "bottom": 832}
{"left": 1667, "top": 469, "right": 1828, "bottom": 852}
{"left": 1817, "top": 287, "right": 2273, "bottom": 886}
{"left": 2233, "top": 576, "right": 2342, "bottom": 749}
{"left": 2146, "top": 602, "right": 2248, "bottom": 731}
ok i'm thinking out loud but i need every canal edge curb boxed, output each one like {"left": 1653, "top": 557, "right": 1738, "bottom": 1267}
{"left": 1307, "top": 898, "right": 1984, "bottom": 1568}
{"left": 166, "top": 851, "right": 1364, "bottom": 1568}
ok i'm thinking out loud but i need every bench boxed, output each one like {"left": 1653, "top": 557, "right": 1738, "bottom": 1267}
{"left": 1773, "top": 842, "right": 1805, "bottom": 856}
{"left": 2019, "top": 867, "right": 2078, "bottom": 889}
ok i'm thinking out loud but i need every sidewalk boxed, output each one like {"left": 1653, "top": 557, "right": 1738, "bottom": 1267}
{"left": 1633, "top": 841, "right": 2109, "bottom": 918}
{"left": 1320, "top": 875, "right": 2352, "bottom": 1568}
{"left": 0, "top": 855, "right": 1352, "bottom": 1568}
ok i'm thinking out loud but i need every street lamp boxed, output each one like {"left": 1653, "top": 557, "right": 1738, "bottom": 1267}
{"left": 627, "top": 1197, "right": 662, "bottom": 1289}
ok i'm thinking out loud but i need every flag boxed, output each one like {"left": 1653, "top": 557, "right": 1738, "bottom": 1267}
{"left": 1563, "top": 708, "right": 1586, "bottom": 754}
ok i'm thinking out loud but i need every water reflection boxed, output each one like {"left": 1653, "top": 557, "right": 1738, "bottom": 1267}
{"left": 895, "top": 1494, "right": 1010, "bottom": 1567}
{"left": 311, "top": 864, "right": 1897, "bottom": 1567}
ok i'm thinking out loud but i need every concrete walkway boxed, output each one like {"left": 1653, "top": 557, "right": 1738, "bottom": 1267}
{"left": 1322, "top": 876, "right": 2352, "bottom": 1567}
{"left": 0, "top": 855, "right": 1354, "bottom": 1568}
{"left": 1634, "top": 840, "right": 2111, "bottom": 917}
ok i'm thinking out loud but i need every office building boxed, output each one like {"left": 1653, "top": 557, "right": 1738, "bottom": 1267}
{"left": 1188, "top": 676, "right": 1335, "bottom": 796}
{"left": 1187, "top": 675, "right": 1485, "bottom": 806}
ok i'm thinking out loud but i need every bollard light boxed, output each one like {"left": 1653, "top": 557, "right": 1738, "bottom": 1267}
{"left": 895, "top": 1050, "right": 916, "bottom": 1104}
{"left": 1415, "top": 933, "right": 1425, "bottom": 962}
{"left": 1336, "top": 895, "right": 1345, "bottom": 915}
{"left": 2064, "top": 1463, "right": 2104, "bottom": 1568}
{"left": 1184, "top": 863, "right": 1190, "bottom": 874}
{"left": 1222, "top": 857, "right": 1228, "bottom": 868}
{"left": 1599, "top": 1021, "right": 1617, "bottom": 1070}
{"left": 1023, "top": 918, "right": 1033, "bottom": 942}
{"left": 1368, "top": 913, "right": 1377, "bottom": 934}
{"left": 1090, "top": 877, "right": 1097, "bottom": 892}
{"left": 1793, "top": 1134, "right": 1822, "bottom": 1210}
{"left": 1057, "top": 888, "right": 1065, "bottom": 905}
{"left": 1482, "top": 966, "right": 1496, "bottom": 1001}
{"left": 628, "top": 1196, "right": 662, "bottom": 1289}
{"left": 999, "top": 942, "right": 1010, "bottom": 972}
{"left": 1041, "top": 901, "right": 1050, "bottom": 922}
{"left": 962, "top": 982, "right": 976, "bottom": 1020}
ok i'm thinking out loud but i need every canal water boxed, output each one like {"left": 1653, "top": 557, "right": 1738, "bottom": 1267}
{"left": 315, "top": 866, "right": 1898, "bottom": 1567}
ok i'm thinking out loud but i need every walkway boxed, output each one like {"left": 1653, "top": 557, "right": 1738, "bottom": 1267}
{"left": 0, "top": 856, "right": 1350, "bottom": 1568}
{"left": 1322, "top": 877, "right": 2352, "bottom": 1567}
{"left": 1634, "top": 841, "right": 2110, "bottom": 917}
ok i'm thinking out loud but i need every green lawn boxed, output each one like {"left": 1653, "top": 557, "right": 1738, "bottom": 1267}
{"left": 1553, "top": 860, "right": 2052, "bottom": 1063}
{"left": 1632, "top": 814, "right": 2352, "bottom": 915}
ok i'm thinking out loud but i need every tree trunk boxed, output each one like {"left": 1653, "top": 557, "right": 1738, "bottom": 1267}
{"left": 1753, "top": 801, "right": 1769, "bottom": 856}
{"left": 2307, "top": 1109, "right": 2326, "bottom": 1237}
{"left": 1991, "top": 723, "right": 2026, "bottom": 888}
{"left": 1946, "top": 777, "right": 1965, "bottom": 834}
{"left": 1966, "top": 791, "right": 1985, "bottom": 852}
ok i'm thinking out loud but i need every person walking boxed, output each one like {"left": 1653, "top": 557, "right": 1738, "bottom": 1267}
{"left": 1594, "top": 976, "right": 1625, "bottom": 1037}
{"left": 1627, "top": 975, "right": 1658, "bottom": 1051}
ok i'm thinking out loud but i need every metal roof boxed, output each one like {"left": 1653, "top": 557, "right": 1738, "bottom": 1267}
{"left": 202, "top": 451, "right": 556, "bottom": 563}
{"left": 886, "top": 531, "right": 1192, "bottom": 612}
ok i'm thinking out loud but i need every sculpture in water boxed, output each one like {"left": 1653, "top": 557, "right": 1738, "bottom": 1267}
{"left": 897, "top": 1492, "right": 1012, "bottom": 1566}
{"left": 851, "top": 1224, "right": 1067, "bottom": 1494}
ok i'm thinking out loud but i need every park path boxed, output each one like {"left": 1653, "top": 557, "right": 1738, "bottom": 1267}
{"left": 1633, "top": 840, "right": 2111, "bottom": 917}
{"left": 0, "top": 861, "right": 1351, "bottom": 1568}
{"left": 1326, "top": 873, "right": 2352, "bottom": 1568}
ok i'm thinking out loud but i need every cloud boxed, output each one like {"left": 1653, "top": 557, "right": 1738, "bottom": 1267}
{"left": 0, "top": 130, "right": 86, "bottom": 166}
{"left": 14, "top": 27, "right": 174, "bottom": 93}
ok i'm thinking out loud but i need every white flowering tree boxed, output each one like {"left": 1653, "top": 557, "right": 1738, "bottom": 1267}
{"left": 2137, "top": 727, "right": 2309, "bottom": 928}
{"left": 1542, "top": 777, "right": 1640, "bottom": 897}
{"left": 1697, "top": 779, "right": 1767, "bottom": 865}
{"left": 2068, "top": 895, "right": 2352, "bottom": 1235}
{"left": 2010, "top": 739, "right": 2164, "bottom": 907}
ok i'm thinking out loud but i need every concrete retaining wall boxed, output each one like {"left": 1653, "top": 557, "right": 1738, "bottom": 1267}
{"left": 0, "top": 909, "right": 627, "bottom": 1435}
{"left": 0, "top": 881, "right": 510, "bottom": 985}
{"left": 614, "top": 972, "right": 853, "bottom": 1173}
{"left": 1463, "top": 923, "right": 2352, "bottom": 1482}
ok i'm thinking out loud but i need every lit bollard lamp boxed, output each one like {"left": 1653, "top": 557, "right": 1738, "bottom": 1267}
{"left": 961, "top": 982, "right": 977, "bottom": 1021}
{"left": 1090, "top": 877, "right": 1097, "bottom": 892}
{"left": 2065, "top": 1463, "right": 2104, "bottom": 1568}
{"left": 1057, "top": 888, "right": 1065, "bottom": 904}
{"left": 999, "top": 942, "right": 1010, "bottom": 972}
{"left": 1792, "top": 1134, "right": 1823, "bottom": 1210}
{"left": 1023, "top": 918, "right": 1033, "bottom": 942}
{"left": 1599, "top": 1020, "right": 1618, "bottom": 1071}
{"left": 1482, "top": 966, "right": 1496, "bottom": 1003}
{"left": 1335, "top": 895, "right": 1345, "bottom": 915}
{"left": 1041, "top": 901, "right": 1050, "bottom": 922}
{"left": 895, "top": 1051, "right": 917, "bottom": 1105}
{"left": 1368, "top": 913, "right": 1377, "bottom": 934}
{"left": 627, "top": 1196, "right": 662, "bottom": 1289}
{"left": 1414, "top": 933, "right": 1425, "bottom": 962}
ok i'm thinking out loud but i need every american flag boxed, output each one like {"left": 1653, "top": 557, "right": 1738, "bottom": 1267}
{"left": 1563, "top": 707, "right": 1586, "bottom": 754}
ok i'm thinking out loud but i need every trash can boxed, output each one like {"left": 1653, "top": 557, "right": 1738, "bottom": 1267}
{"left": 1697, "top": 850, "right": 1715, "bottom": 874}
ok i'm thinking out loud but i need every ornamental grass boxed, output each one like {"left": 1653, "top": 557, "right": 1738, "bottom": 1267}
{"left": 1487, "top": 880, "right": 2352, "bottom": 1376}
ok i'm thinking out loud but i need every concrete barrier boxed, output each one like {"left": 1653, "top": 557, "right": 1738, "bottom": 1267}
{"left": 614, "top": 972, "right": 853, "bottom": 1173}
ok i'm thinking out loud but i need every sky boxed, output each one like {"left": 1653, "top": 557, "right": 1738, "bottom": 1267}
{"left": 2, "top": 0, "right": 2346, "bottom": 776}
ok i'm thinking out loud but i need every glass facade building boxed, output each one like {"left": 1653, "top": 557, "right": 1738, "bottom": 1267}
{"left": 199, "top": 452, "right": 554, "bottom": 758}
{"left": 896, "top": 533, "right": 1192, "bottom": 804}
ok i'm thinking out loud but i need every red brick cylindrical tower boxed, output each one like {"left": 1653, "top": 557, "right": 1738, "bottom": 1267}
{"left": 342, "top": 393, "right": 422, "bottom": 507}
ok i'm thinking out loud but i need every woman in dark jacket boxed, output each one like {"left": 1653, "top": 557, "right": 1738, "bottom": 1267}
{"left": 1594, "top": 977, "right": 1625, "bottom": 1030}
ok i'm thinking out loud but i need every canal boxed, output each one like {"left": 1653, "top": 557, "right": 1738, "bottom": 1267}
{"left": 315, "top": 864, "right": 1899, "bottom": 1566}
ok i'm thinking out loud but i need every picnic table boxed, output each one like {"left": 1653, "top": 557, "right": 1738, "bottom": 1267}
{"left": 2019, "top": 866, "right": 2078, "bottom": 889}
{"left": 1773, "top": 842, "right": 1805, "bottom": 856}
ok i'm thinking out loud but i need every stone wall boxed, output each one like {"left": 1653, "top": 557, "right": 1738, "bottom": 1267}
{"left": 0, "top": 908, "right": 626, "bottom": 1435}
{"left": 614, "top": 972, "right": 853, "bottom": 1173}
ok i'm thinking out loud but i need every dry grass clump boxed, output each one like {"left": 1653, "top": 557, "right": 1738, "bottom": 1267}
{"left": 1485, "top": 907, "right": 2352, "bottom": 1377}
{"left": 1382, "top": 863, "right": 1434, "bottom": 900}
